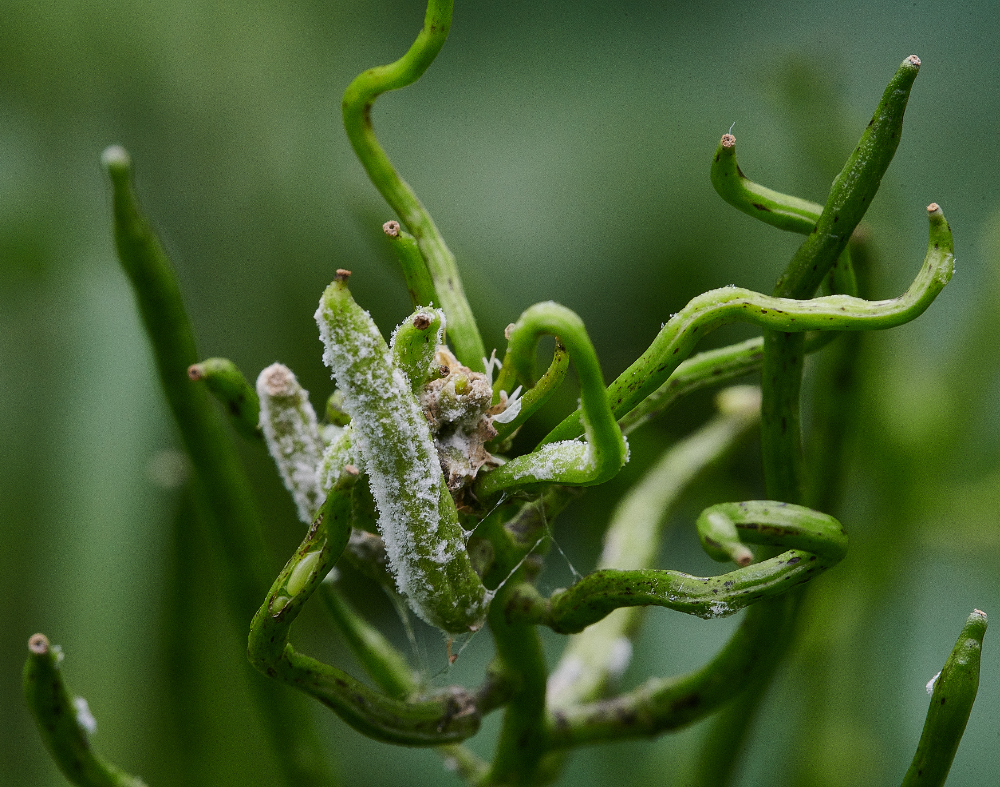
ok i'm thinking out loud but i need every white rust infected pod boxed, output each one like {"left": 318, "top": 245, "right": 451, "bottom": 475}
{"left": 257, "top": 362, "right": 324, "bottom": 524}
{"left": 315, "top": 271, "right": 489, "bottom": 632}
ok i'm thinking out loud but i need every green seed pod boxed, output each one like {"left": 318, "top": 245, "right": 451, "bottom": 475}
{"left": 188, "top": 357, "right": 262, "bottom": 441}
{"left": 315, "top": 271, "right": 489, "bottom": 632}
{"left": 903, "top": 609, "right": 988, "bottom": 787}
{"left": 710, "top": 132, "right": 822, "bottom": 235}
{"left": 389, "top": 306, "right": 445, "bottom": 392}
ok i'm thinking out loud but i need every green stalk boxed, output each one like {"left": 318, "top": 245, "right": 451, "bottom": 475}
{"left": 482, "top": 580, "right": 550, "bottom": 785}
{"left": 101, "top": 146, "right": 334, "bottom": 786}
{"left": 342, "top": 0, "right": 485, "bottom": 370}
{"left": 902, "top": 610, "right": 988, "bottom": 787}
{"left": 713, "top": 56, "right": 921, "bottom": 785}
{"left": 23, "top": 634, "right": 147, "bottom": 787}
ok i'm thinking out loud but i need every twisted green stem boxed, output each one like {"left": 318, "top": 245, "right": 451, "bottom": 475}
{"left": 546, "top": 594, "right": 797, "bottom": 746}
{"left": 248, "top": 473, "right": 481, "bottom": 745}
{"left": 509, "top": 501, "right": 846, "bottom": 634}
{"left": 711, "top": 132, "right": 822, "bottom": 234}
{"left": 342, "top": 0, "right": 485, "bottom": 370}
{"left": 544, "top": 203, "right": 953, "bottom": 446}
{"left": 23, "top": 634, "right": 147, "bottom": 787}
{"left": 475, "top": 302, "right": 628, "bottom": 498}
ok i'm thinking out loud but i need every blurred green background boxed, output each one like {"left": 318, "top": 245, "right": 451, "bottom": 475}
{"left": 3, "top": 0, "right": 999, "bottom": 784}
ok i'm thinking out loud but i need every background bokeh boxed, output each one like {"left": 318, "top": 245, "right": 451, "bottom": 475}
{"left": 3, "top": 1, "right": 999, "bottom": 784}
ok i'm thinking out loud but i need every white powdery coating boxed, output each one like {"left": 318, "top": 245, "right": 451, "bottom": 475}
{"left": 73, "top": 696, "right": 97, "bottom": 736}
{"left": 926, "top": 670, "right": 941, "bottom": 695}
{"left": 257, "top": 363, "right": 324, "bottom": 524}
{"left": 316, "top": 296, "right": 468, "bottom": 627}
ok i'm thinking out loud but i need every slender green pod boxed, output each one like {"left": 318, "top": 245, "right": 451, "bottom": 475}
{"left": 315, "top": 270, "right": 489, "bottom": 632}
{"left": 711, "top": 133, "right": 822, "bottom": 234}
{"left": 512, "top": 501, "right": 846, "bottom": 634}
{"left": 257, "top": 362, "right": 325, "bottom": 524}
{"left": 23, "top": 634, "right": 148, "bottom": 787}
{"left": 389, "top": 306, "right": 445, "bottom": 392}
{"left": 383, "top": 220, "right": 440, "bottom": 309}
{"left": 546, "top": 594, "right": 797, "bottom": 746}
{"left": 902, "top": 609, "right": 988, "bottom": 787}
{"left": 187, "top": 357, "right": 262, "bottom": 440}
{"left": 775, "top": 55, "right": 921, "bottom": 299}
{"left": 475, "top": 302, "right": 628, "bottom": 498}
{"left": 543, "top": 203, "right": 953, "bottom": 445}
{"left": 342, "top": 0, "right": 486, "bottom": 370}
{"left": 617, "top": 333, "right": 835, "bottom": 435}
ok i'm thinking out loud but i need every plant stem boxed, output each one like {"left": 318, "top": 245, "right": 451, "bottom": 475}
{"left": 342, "top": 0, "right": 486, "bottom": 369}
{"left": 101, "top": 146, "right": 335, "bottom": 787}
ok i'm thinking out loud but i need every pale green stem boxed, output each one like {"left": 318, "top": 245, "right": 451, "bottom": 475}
{"left": 543, "top": 203, "right": 953, "bottom": 445}
{"left": 101, "top": 145, "right": 334, "bottom": 787}
{"left": 342, "top": 0, "right": 485, "bottom": 369}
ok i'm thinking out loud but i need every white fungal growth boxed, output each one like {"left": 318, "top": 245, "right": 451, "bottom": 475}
{"left": 257, "top": 363, "right": 324, "bottom": 524}
{"left": 926, "top": 670, "right": 941, "bottom": 695}
{"left": 73, "top": 696, "right": 97, "bottom": 736}
{"left": 316, "top": 282, "right": 488, "bottom": 631}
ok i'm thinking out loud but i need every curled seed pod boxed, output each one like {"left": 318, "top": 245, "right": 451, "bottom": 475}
{"left": 710, "top": 132, "right": 822, "bottom": 235}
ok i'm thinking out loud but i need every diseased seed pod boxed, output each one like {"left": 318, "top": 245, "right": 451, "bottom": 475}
{"left": 315, "top": 271, "right": 489, "bottom": 633}
{"left": 257, "top": 362, "right": 324, "bottom": 524}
